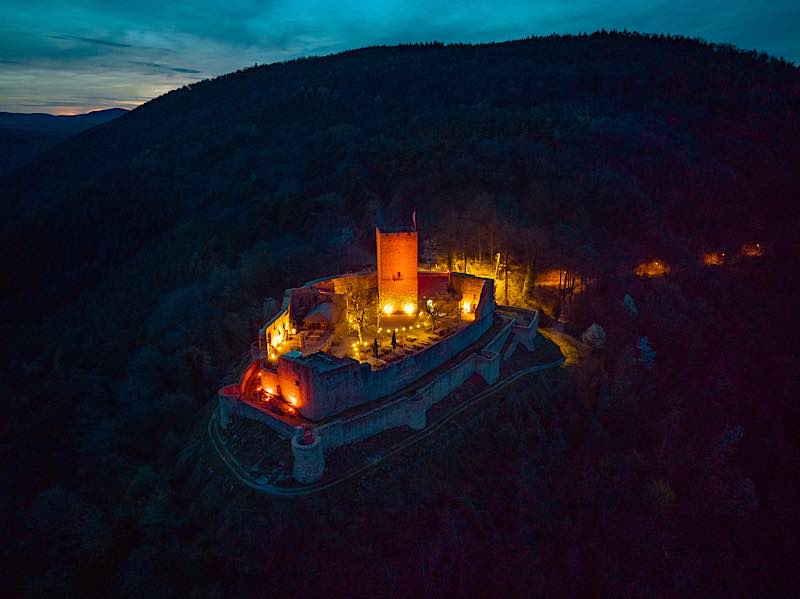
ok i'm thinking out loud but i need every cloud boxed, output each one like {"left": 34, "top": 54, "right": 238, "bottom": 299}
{"left": 52, "top": 34, "right": 132, "bottom": 48}
{"left": 130, "top": 61, "right": 203, "bottom": 74}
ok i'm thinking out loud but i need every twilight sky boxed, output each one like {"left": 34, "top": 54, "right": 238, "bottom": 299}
{"left": 1, "top": 0, "right": 798, "bottom": 114}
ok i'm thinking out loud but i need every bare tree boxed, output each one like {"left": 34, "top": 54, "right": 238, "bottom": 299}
{"left": 424, "top": 291, "right": 458, "bottom": 332}
{"left": 342, "top": 275, "right": 376, "bottom": 344}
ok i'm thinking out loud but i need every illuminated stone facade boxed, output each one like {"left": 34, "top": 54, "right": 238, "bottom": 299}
{"left": 218, "top": 226, "right": 547, "bottom": 484}
{"left": 376, "top": 228, "right": 418, "bottom": 315}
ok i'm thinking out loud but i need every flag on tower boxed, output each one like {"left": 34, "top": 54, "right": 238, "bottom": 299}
{"left": 412, "top": 210, "right": 417, "bottom": 230}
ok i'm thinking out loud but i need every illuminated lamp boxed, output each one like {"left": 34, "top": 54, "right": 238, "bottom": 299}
{"left": 403, "top": 303, "right": 415, "bottom": 315}
{"left": 462, "top": 301, "right": 471, "bottom": 313}
{"left": 383, "top": 304, "right": 394, "bottom": 315}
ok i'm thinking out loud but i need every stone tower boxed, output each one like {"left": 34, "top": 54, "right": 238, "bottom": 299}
{"left": 376, "top": 227, "right": 418, "bottom": 315}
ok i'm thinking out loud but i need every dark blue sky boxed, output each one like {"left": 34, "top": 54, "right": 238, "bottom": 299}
{"left": 1, "top": 0, "right": 798, "bottom": 114}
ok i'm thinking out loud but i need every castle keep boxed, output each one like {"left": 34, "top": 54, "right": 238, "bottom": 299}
{"left": 376, "top": 227, "right": 418, "bottom": 316}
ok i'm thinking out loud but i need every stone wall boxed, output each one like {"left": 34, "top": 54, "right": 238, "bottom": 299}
{"left": 259, "top": 307, "right": 290, "bottom": 355}
{"left": 450, "top": 272, "right": 487, "bottom": 314}
{"left": 218, "top": 390, "right": 297, "bottom": 437}
{"left": 310, "top": 336, "right": 508, "bottom": 455}
{"left": 483, "top": 318, "right": 515, "bottom": 355}
{"left": 418, "top": 271, "right": 449, "bottom": 298}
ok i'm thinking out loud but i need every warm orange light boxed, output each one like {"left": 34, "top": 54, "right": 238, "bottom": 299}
{"left": 383, "top": 304, "right": 394, "bottom": 315}
{"left": 462, "top": 301, "right": 471, "bottom": 313}
{"left": 403, "top": 303, "right": 415, "bottom": 315}
{"left": 635, "top": 260, "right": 670, "bottom": 277}
{"left": 704, "top": 252, "right": 724, "bottom": 266}
{"left": 271, "top": 328, "right": 283, "bottom": 347}
{"left": 741, "top": 243, "right": 763, "bottom": 257}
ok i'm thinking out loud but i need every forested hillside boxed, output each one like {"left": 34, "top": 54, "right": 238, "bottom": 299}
{"left": 1, "top": 32, "right": 799, "bottom": 596}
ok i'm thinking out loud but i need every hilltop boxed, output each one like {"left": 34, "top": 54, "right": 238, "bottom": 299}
{"left": 1, "top": 33, "right": 799, "bottom": 596}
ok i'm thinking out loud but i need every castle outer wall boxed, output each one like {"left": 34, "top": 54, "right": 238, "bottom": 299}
{"left": 250, "top": 271, "right": 495, "bottom": 422}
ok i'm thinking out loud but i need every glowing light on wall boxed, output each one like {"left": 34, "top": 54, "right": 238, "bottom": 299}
{"left": 403, "top": 303, "right": 415, "bottom": 315}
{"left": 383, "top": 303, "right": 394, "bottom": 315}
{"left": 462, "top": 301, "right": 471, "bottom": 313}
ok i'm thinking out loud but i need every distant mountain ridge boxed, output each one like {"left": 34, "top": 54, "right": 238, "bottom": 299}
{"left": 0, "top": 107, "right": 127, "bottom": 175}
{"left": 0, "top": 107, "right": 128, "bottom": 134}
